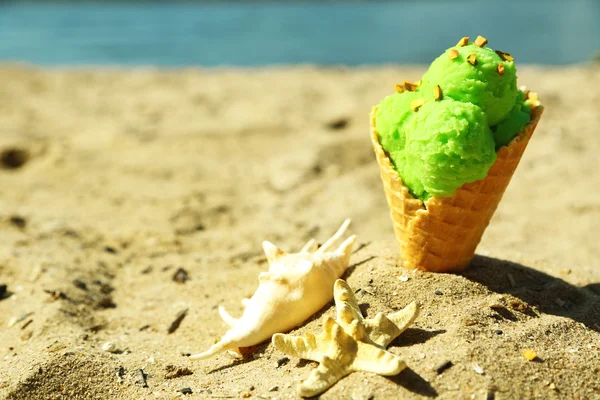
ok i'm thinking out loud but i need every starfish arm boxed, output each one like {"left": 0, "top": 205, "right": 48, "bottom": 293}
{"left": 351, "top": 342, "right": 407, "bottom": 376}
{"left": 387, "top": 302, "right": 419, "bottom": 331}
{"left": 365, "top": 301, "right": 419, "bottom": 347}
{"left": 364, "top": 313, "right": 400, "bottom": 348}
{"left": 272, "top": 332, "right": 322, "bottom": 363}
{"left": 342, "top": 319, "right": 369, "bottom": 344}
{"left": 385, "top": 301, "right": 419, "bottom": 340}
{"left": 333, "top": 280, "right": 364, "bottom": 330}
{"left": 298, "top": 356, "right": 351, "bottom": 398}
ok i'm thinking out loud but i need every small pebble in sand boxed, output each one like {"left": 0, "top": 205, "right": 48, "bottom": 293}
{"left": 433, "top": 360, "right": 453, "bottom": 374}
{"left": 268, "top": 386, "right": 279, "bottom": 392}
{"left": 326, "top": 117, "right": 350, "bottom": 130}
{"left": 434, "top": 290, "right": 443, "bottom": 296}
{"left": 0, "top": 285, "right": 8, "bottom": 300}
{"left": 179, "top": 387, "right": 193, "bottom": 395}
{"left": 0, "top": 147, "right": 29, "bottom": 169}
{"left": 172, "top": 268, "right": 189, "bottom": 284}
{"left": 136, "top": 369, "right": 148, "bottom": 388}
{"left": 276, "top": 356, "right": 290, "bottom": 368}
{"left": 164, "top": 365, "right": 193, "bottom": 379}
{"left": 104, "top": 246, "right": 118, "bottom": 254}
{"left": 20, "top": 319, "right": 33, "bottom": 330}
{"left": 45, "top": 289, "right": 68, "bottom": 302}
{"left": 116, "top": 366, "right": 125, "bottom": 381}
{"left": 522, "top": 349, "right": 537, "bottom": 361}
{"left": 9, "top": 216, "right": 27, "bottom": 229}
{"left": 559, "top": 268, "right": 571, "bottom": 275}
{"left": 96, "top": 296, "right": 116, "bottom": 309}
{"left": 72, "top": 280, "right": 88, "bottom": 291}
{"left": 101, "top": 341, "right": 117, "bottom": 353}
{"left": 494, "top": 330, "right": 503, "bottom": 335}
{"left": 167, "top": 308, "right": 189, "bottom": 334}
{"left": 398, "top": 276, "right": 409, "bottom": 282}
{"left": 473, "top": 363, "right": 484, "bottom": 375}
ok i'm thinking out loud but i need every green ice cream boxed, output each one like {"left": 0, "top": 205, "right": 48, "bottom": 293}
{"left": 396, "top": 99, "right": 497, "bottom": 200}
{"left": 375, "top": 36, "right": 534, "bottom": 201}
{"left": 376, "top": 89, "right": 420, "bottom": 155}
{"left": 491, "top": 90, "right": 531, "bottom": 149}
{"left": 420, "top": 43, "right": 518, "bottom": 126}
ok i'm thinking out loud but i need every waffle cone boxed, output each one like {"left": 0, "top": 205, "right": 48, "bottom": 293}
{"left": 371, "top": 105, "right": 543, "bottom": 273}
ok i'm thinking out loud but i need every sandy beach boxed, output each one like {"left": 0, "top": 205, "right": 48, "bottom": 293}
{"left": 0, "top": 64, "right": 599, "bottom": 399}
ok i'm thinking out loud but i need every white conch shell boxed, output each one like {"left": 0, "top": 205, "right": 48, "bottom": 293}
{"left": 189, "top": 219, "right": 357, "bottom": 360}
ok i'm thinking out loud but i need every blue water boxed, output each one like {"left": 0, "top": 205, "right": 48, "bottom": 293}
{"left": 0, "top": 1, "right": 599, "bottom": 66}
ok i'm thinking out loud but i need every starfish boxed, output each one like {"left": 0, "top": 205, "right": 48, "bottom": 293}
{"left": 272, "top": 279, "right": 419, "bottom": 397}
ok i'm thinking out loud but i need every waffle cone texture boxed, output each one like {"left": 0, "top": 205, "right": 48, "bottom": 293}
{"left": 370, "top": 105, "right": 544, "bottom": 273}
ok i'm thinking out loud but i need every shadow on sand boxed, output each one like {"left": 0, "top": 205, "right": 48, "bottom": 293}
{"left": 388, "top": 367, "right": 438, "bottom": 398}
{"left": 464, "top": 255, "right": 599, "bottom": 332}
{"left": 388, "top": 254, "right": 599, "bottom": 398}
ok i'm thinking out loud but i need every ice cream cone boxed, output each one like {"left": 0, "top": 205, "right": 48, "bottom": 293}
{"left": 370, "top": 105, "right": 543, "bottom": 273}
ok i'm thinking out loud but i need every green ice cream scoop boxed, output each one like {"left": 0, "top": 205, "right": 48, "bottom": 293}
{"left": 375, "top": 36, "right": 533, "bottom": 201}
{"left": 420, "top": 41, "right": 518, "bottom": 126}
{"left": 491, "top": 90, "right": 531, "bottom": 149}
{"left": 375, "top": 89, "right": 421, "bottom": 156}
{"left": 379, "top": 98, "right": 497, "bottom": 201}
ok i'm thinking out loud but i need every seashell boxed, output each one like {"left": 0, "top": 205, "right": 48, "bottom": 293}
{"left": 189, "top": 219, "right": 356, "bottom": 360}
